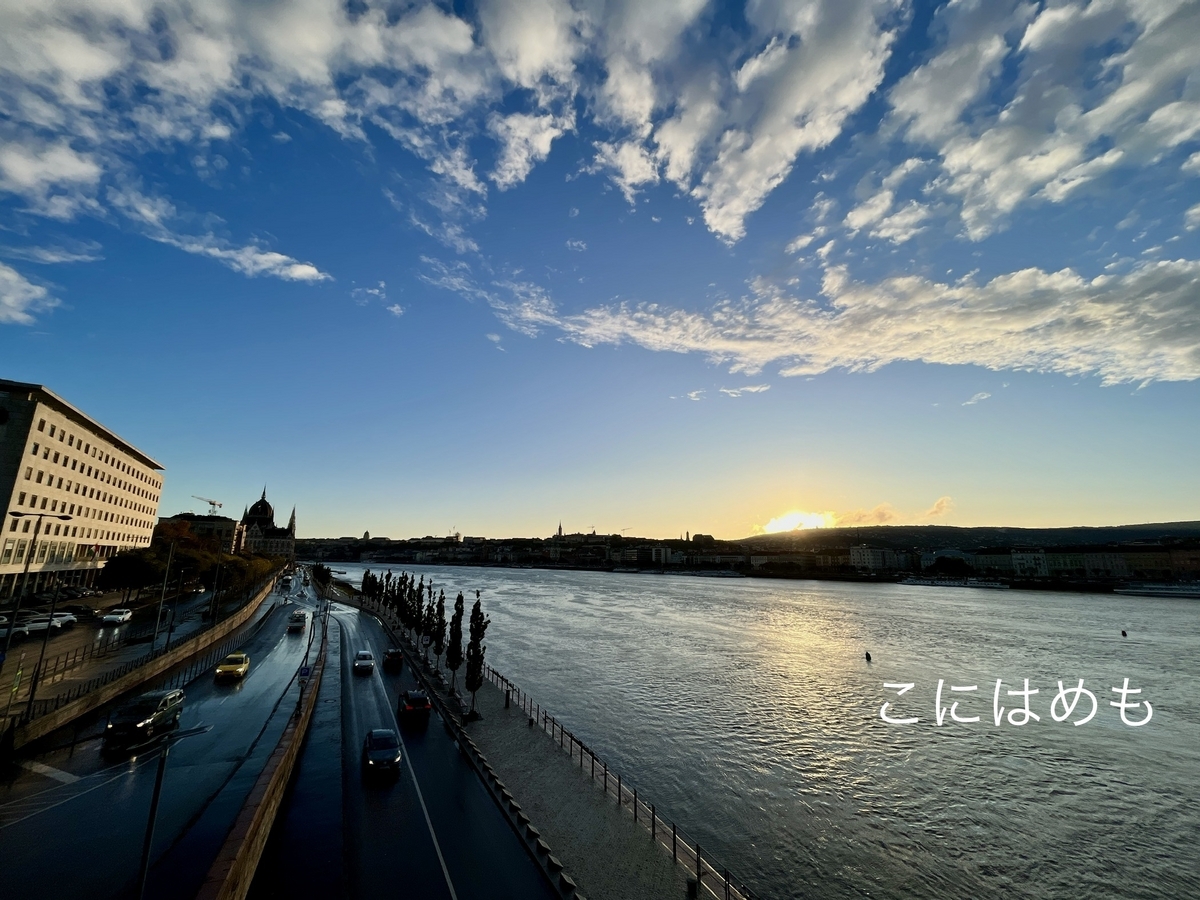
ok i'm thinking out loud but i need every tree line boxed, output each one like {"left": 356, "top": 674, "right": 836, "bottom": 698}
{"left": 360, "top": 568, "right": 490, "bottom": 713}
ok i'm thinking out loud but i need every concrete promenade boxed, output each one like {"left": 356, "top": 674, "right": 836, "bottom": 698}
{"left": 466, "top": 678, "right": 692, "bottom": 900}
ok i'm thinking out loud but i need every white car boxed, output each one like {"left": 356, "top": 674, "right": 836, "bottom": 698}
{"left": 102, "top": 608, "right": 133, "bottom": 625}
{"left": 17, "top": 615, "right": 62, "bottom": 634}
{"left": 352, "top": 650, "right": 375, "bottom": 675}
{"left": 51, "top": 612, "right": 78, "bottom": 627}
{"left": 0, "top": 622, "right": 29, "bottom": 641}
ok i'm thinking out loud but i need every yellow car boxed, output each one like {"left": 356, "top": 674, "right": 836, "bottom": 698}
{"left": 215, "top": 651, "right": 251, "bottom": 680}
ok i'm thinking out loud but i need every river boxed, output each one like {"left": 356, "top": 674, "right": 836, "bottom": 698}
{"left": 324, "top": 563, "right": 1199, "bottom": 900}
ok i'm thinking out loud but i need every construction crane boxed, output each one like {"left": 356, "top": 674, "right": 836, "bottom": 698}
{"left": 192, "top": 495, "right": 223, "bottom": 515}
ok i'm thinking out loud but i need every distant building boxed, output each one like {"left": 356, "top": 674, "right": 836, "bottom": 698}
{"left": 161, "top": 512, "right": 238, "bottom": 554}
{"left": 236, "top": 490, "right": 296, "bottom": 559}
{"left": 1, "top": 379, "right": 164, "bottom": 597}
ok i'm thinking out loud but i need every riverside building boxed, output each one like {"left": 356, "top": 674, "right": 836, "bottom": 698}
{"left": 0, "top": 379, "right": 164, "bottom": 598}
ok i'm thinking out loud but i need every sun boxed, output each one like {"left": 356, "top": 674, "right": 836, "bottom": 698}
{"left": 762, "top": 510, "right": 835, "bottom": 533}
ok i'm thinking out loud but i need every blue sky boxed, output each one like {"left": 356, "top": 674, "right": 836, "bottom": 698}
{"left": 2, "top": 0, "right": 1198, "bottom": 539}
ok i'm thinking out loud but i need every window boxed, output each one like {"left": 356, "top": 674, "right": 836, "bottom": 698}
{"left": 24, "top": 467, "right": 31, "bottom": 480}
{"left": 48, "top": 425, "right": 55, "bottom": 437}
{"left": 21, "top": 520, "right": 30, "bottom": 533}
{"left": 31, "top": 443, "right": 39, "bottom": 455}
{"left": 37, "top": 419, "right": 45, "bottom": 431}
{"left": 53, "top": 452, "right": 59, "bottom": 464}
{"left": 43, "top": 448, "right": 49, "bottom": 459}
{"left": 36, "top": 541, "right": 48, "bottom": 562}
{"left": 68, "top": 435, "right": 73, "bottom": 447}
{"left": 40, "top": 497, "right": 47, "bottom": 510}
{"left": 50, "top": 500, "right": 57, "bottom": 512}
{"left": 1, "top": 540, "right": 13, "bottom": 564}
{"left": 71, "top": 527, "right": 77, "bottom": 537}
{"left": 36, "top": 471, "right": 44, "bottom": 483}
{"left": 18, "top": 492, "right": 25, "bottom": 505}
{"left": 7, "top": 518, "right": 15, "bottom": 532}
{"left": 14, "top": 540, "right": 26, "bottom": 562}
{"left": 57, "top": 477, "right": 63, "bottom": 489}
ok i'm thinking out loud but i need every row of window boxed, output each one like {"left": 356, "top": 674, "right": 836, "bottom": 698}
{"left": 35, "top": 416, "right": 162, "bottom": 486}
{"left": 0, "top": 538, "right": 133, "bottom": 566}
{"left": 9, "top": 492, "right": 153, "bottom": 533}
{"left": 21, "top": 468, "right": 156, "bottom": 522}
{"left": 28, "top": 441, "right": 159, "bottom": 509}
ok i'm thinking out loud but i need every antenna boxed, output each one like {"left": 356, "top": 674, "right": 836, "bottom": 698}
{"left": 192, "top": 495, "right": 223, "bottom": 515}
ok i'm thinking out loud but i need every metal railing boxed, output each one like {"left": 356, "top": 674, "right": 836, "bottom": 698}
{"left": 485, "top": 665, "right": 756, "bottom": 900}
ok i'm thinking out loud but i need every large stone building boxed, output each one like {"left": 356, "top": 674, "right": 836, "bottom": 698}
{"left": 1, "top": 379, "right": 164, "bottom": 598}
{"left": 236, "top": 490, "right": 295, "bottom": 559}
{"left": 159, "top": 512, "right": 240, "bottom": 554}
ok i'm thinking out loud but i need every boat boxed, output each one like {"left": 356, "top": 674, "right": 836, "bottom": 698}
{"left": 1113, "top": 583, "right": 1200, "bottom": 599}
{"left": 900, "top": 577, "right": 1009, "bottom": 589}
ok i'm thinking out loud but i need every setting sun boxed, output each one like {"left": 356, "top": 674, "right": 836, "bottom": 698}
{"left": 762, "top": 510, "right": 835, "bottom": 533}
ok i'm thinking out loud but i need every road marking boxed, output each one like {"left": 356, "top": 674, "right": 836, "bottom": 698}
{"left": 19, "top": 760, "right": 80, "bottom": 784}
{"left": 0, "top": 757, "right": 157, "bottom": 830}
{"left": 399, "top": 732, "right": 459, "bottom": 900}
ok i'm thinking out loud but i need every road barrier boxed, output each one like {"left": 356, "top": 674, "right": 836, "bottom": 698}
{"left": 4, "top": 574, "right": 281, "bottom": 752}
{"left": 196, "top": 611, "right": 328, "bottom": 900}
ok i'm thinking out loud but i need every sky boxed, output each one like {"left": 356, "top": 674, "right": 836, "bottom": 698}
{"left": 1, "top": 0, "right": 1199, "bottom": 541}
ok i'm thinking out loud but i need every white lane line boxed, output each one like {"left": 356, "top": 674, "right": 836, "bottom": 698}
{"left": 1, "top": 757, "right": 157, "bottom": 830}
{"left": 397, "top": 721, "right": 458, "bottom": 900}
{"left": 19, "top": 760, "right": 80, "bottom": 784}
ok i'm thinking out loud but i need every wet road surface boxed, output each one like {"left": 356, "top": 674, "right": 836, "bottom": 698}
{"left": 251, "top": 602, "right": 557, "bottom": 900}
{"left": 0, "top": 586, "right": 321, "bottom": 900}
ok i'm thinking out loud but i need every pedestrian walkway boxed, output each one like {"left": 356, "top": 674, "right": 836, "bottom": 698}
{"left": 467, "top": 679, "right": 691, "bottom": 900}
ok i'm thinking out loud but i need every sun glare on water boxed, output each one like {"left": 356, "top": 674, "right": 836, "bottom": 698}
{"left": 763, "top": 511, "right": 834, "bottom": 533}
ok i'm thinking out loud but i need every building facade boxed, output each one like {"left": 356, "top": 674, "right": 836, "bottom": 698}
{"left": 1, "top": 380, "right": 164, "bottom": 598}
{"left": 235, "top": 490, "right": 296, "bottom": 559}
{"left": 160, "top": 513, "right": 239, "bottom": 554}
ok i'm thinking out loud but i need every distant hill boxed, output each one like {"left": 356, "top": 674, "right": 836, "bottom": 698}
{"left": 739, "top": 521, "right": 1200, "bottom": 550}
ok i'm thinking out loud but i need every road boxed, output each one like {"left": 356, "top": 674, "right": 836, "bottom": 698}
{"left": 0, "top": 585, "right": 321, "bottom": 900}
{"left": 251, "top": 601, "right": 558, "bottom": 900}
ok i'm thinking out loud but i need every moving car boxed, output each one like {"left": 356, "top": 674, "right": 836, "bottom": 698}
{"left": 399, "top": 689, "right": 432, "bottom": 723}
{"left": 287, "top": 610, "right": 308, "bottom": 633}
{"left": 361, "top": 728, "right": 402, "bottom": 778}
{"left": 102, "top": 608, "right": 133, "bottom": 625}
{"left": 215, "top": 652, "right": 251, "bottom": 680}
{"left": 60, "top": 603, "right": 97, "bottom": 619}
{"left": 16, "top": 614, "right": 62, "bottom": 634}
{"left": 0, "top": 621, "right": 29, "bottom": 641}
{"left": 352, "top": 650, "right": 375, "bottom": 675}
{"left": 50, "top": 612, "right": 78, "bottom": 627}
{"left": 382, "top": 648, "right": 404, "bottom": 673}
{"left": 104, "top": 689, "right": 184, "bottom": 746}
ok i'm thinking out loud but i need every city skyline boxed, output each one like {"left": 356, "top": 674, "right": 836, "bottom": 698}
{"left": 2, "top": 1, "right": 1198, "bottom": 540}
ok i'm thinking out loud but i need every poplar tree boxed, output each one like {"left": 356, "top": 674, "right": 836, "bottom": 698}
{"left": 446, "top": 592, "right": 464, "bottom": 692}
{"left": 465, "top": 590, "right": 490, "bottom": 714}
{"left": 422, "top": 594, "right": 436, "bottom": 660}
{"left": 433, "top": 590, "right": 447, "bottom": 669}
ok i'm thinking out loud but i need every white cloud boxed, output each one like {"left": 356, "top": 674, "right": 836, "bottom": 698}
{"left": 591, "top": 140, "right": 659, "bottom": 204}
{"left": 962, "top": 391, "right": 991, "bottom": 405}
{"left": 1183, "top": 152, "right": 1200, "bottom": 175}
{"left": 0, "top": 241, "right": 102, "bottom": 264}
{"left": 386, "top": 304, "right": 405, "bottom": 317}
{"left": 109, "top": 187, "right": 330, "bottom": 282}
{"left": 352, "top": 281, "right": 387, "bottom": 303}
{"left": 0, "top": 262, "right": 59, "bottom": 325}
{"left": 569, "top": 207, "right": 579, "bottom": 217}
{"left": 1185, "top": 203, "right": 1200, "bottom": 232}
{"left": 566, "top": 239, "right": 587, "bottom": 251}
{"left": 559, "top": 259, "right": 1200, "bottom": 385}
{"left": 489, "top": 111, "right": 572, "bottom": 189}
{"left": 921, "top": 496, "right": 954, "bottom": 519}
{"left": 786, "top": 233, "right": 815, "bottom": 254}
{"left": 719, "top": 384, "right": 770, "bottom": 397}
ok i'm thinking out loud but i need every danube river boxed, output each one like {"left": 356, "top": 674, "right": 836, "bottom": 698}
{"left": 330, "top": 564, "right": 1199, "bottom": 899}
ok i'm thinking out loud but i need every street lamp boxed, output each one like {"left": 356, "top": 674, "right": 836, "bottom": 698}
{"left": 2, "top": 512, "right": 72, "bottom": 676}
{"left": 136, "top": 724, "right": 211, "bottom": 900}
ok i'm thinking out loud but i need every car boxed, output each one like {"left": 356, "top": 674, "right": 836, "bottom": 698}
{"left": 50, "top": 612, "right": 77, "bottom": 627}
{"left": 104, "top": 689, "right": 184, "bottom": 746}
{"left": 382, "top": 648, "right": 404, "bottom": 673}
{"left": 102, "top": 608, "right": 134, "bottom": 625}
{"left": 287, "top": 610, "right": 308, "bottom": 633}
{"left": 60, "top": 603, "right": 97, "bottom": 619}
{"left": 16, "top": 615, "right": 63, "bottom": 634}
{"left": 215, "top": 652, "right": 251, "bottom": 680}
{"left": 361, "top": 728, "right": 402, "bottom": 778}
{"left": 399, "top": 689, "right": 432, "bottom": 723}
{"left": 352, "top": 650, "right": 375, "bottom": 675}
{"left": 0, "top": 622, "right": 29, "bottom": 641}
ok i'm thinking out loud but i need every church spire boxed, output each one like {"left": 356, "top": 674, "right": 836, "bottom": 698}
{"left": 287, "top": 507, "right": 296, "bottom": 534}
{"left": 261, "top": 487, "right": 267, "bottom": 501}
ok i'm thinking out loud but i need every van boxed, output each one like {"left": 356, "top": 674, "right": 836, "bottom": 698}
{"left": 287, "top": 610, "right": 309, "bottom": 633}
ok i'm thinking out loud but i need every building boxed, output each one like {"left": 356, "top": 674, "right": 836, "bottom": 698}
{"left": 235, "top": 490, "right": 296, "bottom": 559}
{"left": 160, "top": 512, "right": 239, "bottom": 554}
{"left": 1, "top": 379, "right": 164, "bottom": 598}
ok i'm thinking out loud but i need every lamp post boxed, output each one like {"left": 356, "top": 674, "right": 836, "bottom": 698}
{"left": 2, "top": 512, "right": 72, "bottom": 676}
{"left": 136, "top": 724, "right": 211, "bottom": 900}
{"left": 24, "top": 578, "right": 63, "bottom": 719}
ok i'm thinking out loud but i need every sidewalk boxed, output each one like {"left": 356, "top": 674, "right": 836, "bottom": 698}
{"left": 466, "top": 680, "right": 691, "bottom": 900}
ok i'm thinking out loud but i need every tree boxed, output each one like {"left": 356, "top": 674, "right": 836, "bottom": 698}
{"left": 464, "top": 591, "right": 490, "bottom": 714}
{"left": 446, "top": 591, "right": 464, "bottom": 692}
{"left": 432, "top": 590, "right": 446, "bottom": 669}
{"left": 421, "top": 593, "right": 436, "bottom": 660}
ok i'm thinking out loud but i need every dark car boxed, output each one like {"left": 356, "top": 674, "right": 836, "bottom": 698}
{"left": 104, "top": 689, "right": 184, "bottom": 746}
{"left": 399, "top": 689, "right": 432, "bottom": 723}
{"left": 382, "top": 649, "right": 404, "bottom": 673}
{"left": 361, "top": 728, "right": 402, "bottom": 779}
{"left": 60, "top": 603, "right": 97, "bottom": 619}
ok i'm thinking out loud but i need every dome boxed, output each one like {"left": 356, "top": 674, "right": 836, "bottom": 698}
{"left": 245, "top": 489, "right": 275, "bottom": 527}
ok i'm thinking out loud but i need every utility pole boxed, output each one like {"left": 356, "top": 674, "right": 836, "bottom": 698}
{"left": 24, "top": 579, "right": 63, "bottom": 719}
{"left": 152, "top": 543, "right": 176, "bottom": 649}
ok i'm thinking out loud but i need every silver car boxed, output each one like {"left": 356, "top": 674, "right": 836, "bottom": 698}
{"left": 352, "top": 650, "right": 375, "bottom": 675}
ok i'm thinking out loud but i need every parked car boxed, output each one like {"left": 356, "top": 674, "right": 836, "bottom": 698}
{"left": 0, "top": 622, "right": 29, "bottom": 641}
{"left": 399, "top": 689, "right": 432, "bottom": 723}
{"left": 361, "top": 728, "right": 402, "bottom": 778}
{"left": 101, "top": 608, "right": 133, "bottom": 625}
{"left": 104, "top": 689, "right": 184, "bottom": 746}
{"left": 352, "top": 650, "right": 375, "bottom": 675}
{"left": 215, "top": 652, "right": 251, "bottom": 680}
{"left": 382, "top": 648, "right": 404, "bottom": 673}
{"left": 16, "top": 615, "right": 63, "bottom": 634}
